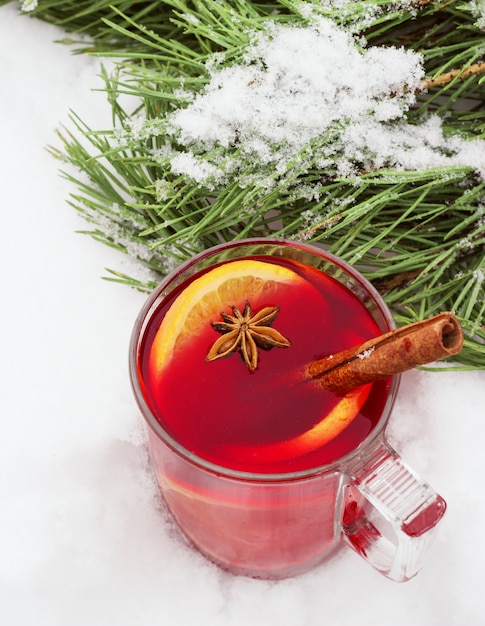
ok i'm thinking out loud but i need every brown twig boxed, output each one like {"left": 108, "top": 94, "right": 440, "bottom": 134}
{"left": 299, "top": 213, "right": 343, "bottom": 240}
{"left": 373, "top": 268, "right": 422, "bottom": 295}
{"left": 421, "top": 62, "right": 485, "bottom": 91}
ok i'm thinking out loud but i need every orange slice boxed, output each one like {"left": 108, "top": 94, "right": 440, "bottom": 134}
{"left": 149, "top": 259, "right": 305, "bottom": 378}
{"left": 149, "top": 257, "right": 371, "bottom": 461}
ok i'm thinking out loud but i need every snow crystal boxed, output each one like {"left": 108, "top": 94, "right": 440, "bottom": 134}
{"left": 21, "top": 0, "right": 38, "bottom": 11}
{"left": 457, "top": 236, "right": 474, "bottom": 251}
{"left": 163, "top": 18, "right": 485, "bottom": 188}
{"left": 473, "top": 268, "right": 484, "bottom": 283}
{"left": 471, "top": 0, "right": 485, "bottom": 29}
{"left": 182, "top": 12, "right": 201, "bottom": 26}
{"left": 357, "top": 346, "right": 375, "bottom": 359}
{"left": 297, "top": 0, "right": 390, "bottom": 32}
{"left": 169, "top": 152, "right": 225, "bottom": 188}
{"left": 155, "top": 178, "right": 173, "bottom": 202}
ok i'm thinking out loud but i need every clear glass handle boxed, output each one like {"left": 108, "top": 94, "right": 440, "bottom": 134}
{"left": 341, "top": 441, "right": 446, "bottom": 582}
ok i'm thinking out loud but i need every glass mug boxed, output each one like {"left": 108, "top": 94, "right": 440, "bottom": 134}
{"left": 129, "top": 238, "right": 446, "bottom": 582}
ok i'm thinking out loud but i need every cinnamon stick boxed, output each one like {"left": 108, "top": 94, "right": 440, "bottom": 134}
{"left": 308, "top": 312, "right": 464, "bottom": 393}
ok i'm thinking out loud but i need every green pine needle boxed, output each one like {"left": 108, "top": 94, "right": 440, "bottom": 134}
{"left": 5, "top": 0, "right": 485, "bottom": 368}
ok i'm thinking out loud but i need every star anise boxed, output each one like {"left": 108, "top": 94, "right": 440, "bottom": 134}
{"left": 206, "top": 302, "right": 291, "bottom": 372}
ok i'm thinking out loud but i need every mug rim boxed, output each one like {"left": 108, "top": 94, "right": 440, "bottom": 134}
{"left": 129, "top": 237, "right": 400, "bottom": 482}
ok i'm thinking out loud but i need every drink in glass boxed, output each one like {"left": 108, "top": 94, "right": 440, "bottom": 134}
{"left": 129, "top": 239, "right": 446, "bottom": 581}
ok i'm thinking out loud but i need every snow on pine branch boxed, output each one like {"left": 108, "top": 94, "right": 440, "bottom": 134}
{"left": 132, "top": 17, "right": 485, "bottom": 190}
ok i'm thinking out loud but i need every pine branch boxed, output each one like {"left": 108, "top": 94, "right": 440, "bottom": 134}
{"left": 10, "top": 0, "right": 485, "bottom": 368}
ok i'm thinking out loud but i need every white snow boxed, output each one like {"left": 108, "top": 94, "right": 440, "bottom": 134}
{"left": 162, "top": 18, "right": 485, "bottom": 186}
{"left": 356, "top": 346, "right": 375, "bottom": 359}
{"left": 471, "top": 0, "right": 485, "bottom": 29}
{"left": 1, "top": 5, "right": 484, "bottom": 626}
{"left": 20, "top": 0, "right": 37, "bottom": 12}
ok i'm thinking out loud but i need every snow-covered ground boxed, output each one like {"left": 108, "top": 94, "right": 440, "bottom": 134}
{"left": 0, "top": 5, "right": 484, "bottom": 625}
